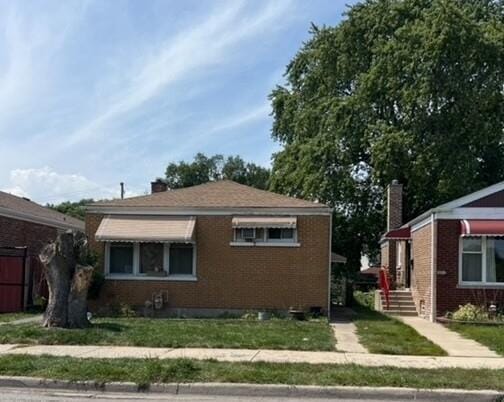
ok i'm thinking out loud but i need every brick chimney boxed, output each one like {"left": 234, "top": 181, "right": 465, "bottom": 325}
{"left": 387, "top": 180, "right": 403, "bottom": 230}
{"left": 151, "top": 179, "right": 167, "bottom": 194}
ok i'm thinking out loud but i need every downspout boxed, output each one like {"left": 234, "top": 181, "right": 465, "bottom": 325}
{"left": 327, "top": 213, "right": 333, "bottom": 319}
{"left": 430, "top": 213, "right": 437, "bottom": 322}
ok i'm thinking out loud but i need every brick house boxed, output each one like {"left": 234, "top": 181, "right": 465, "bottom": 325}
{"left": 0, "top": 190, "right": 85, "bottom": 255}
{"left": 0, "top": 191, "right": 84, "bottom": 311}
{"left": 380, "top": 181, "right": 504, "bottom": 321}
{"left": 85, "top": 180, "right": 332, "bottom": 316}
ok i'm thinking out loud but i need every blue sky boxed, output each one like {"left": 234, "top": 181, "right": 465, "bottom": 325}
{"left": 0, "top": 0, "right": 354, "bottom": 204}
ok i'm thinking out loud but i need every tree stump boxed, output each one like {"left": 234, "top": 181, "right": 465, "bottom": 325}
{"left": 39, "top": 231, "right": 94, "bottom": 328}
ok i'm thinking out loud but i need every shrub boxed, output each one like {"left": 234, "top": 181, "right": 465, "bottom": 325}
{"left": 452, "top": 304, "right": 487, "bottom": 322}
{"left": 87, "top": 270, "right": 105, "bottom": 300}
{"left": 353, "top": 291, "right": 375, "bottom": 309}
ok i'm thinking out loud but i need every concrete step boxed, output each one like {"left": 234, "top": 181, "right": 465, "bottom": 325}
{"left": 383, "top": 308, "right": 417, "bottom": 314}
{"left": 382, "top": 302, "right": 416, "bottom": 308}
{"left": 384, "top": 310, "right": 418, "bottom": 317}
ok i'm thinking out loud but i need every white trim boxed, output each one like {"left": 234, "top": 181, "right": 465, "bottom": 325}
{"left": 411, "top": 208, "right": 504, "bottom": 234}
{"left": 435, "top": 180, "right": 504, "bottom": 211}
{"left": 328, "top": 213, "right": 333, "bottom": 318}
{"left": 430, "top": 213, "right": 437, "bottom": 322}
{"left": 86, "top": 206, "right": 331, "bottom": 216}
{"left": 0, "top": 206, "right": 84, "bottom": 231}
{"left": 229, "top": 242, "right": 301, "bottom": 248}
{"left": 105, "top": 275, "right": 197, "bottom": 282}
{"left": 411, "top": 216, "right": 433, "bottom": 233}
{"left": 232, "top": 227, "right": 299, "bottom": 245}
{"left": 436, "top": 208, "right": 504, "bottom": 220}
{"left": 459, "top": 235, "right": 504, "bottom": 286}
{"left": 104, "top": 241, "right": 197, "bottom": 280}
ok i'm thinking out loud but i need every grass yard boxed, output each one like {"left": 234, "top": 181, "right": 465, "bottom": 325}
{"left": 0, "top": 318, "right": 335, "bottom": 351}
{"left": 0, "top": 354, "right": 503, "bottom": 390}
{"left": 352, "top": 303, "right": 446, "bottom": 356}
{"left": 448, "top": 323, "right": 504, "bottom": 356}
{"left": 0, "top": 313, "right": 36, "bottom": 323}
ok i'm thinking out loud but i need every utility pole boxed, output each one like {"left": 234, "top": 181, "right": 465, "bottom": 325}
{"left": 120, "top": 182, "right": 124, "bottom": 199}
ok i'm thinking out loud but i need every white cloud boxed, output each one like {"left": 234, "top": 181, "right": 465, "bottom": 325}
{"left": 1, "top": 167, "right": 139, "bottom": 205}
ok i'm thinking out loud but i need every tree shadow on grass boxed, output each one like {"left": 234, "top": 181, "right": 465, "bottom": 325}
{"left": 91, "top": 322, "right": 126, "bottom": 332}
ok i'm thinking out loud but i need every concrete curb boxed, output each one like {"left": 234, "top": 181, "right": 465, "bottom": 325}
{"left": 0, "top": 376, "right": 502, "bottom": 401}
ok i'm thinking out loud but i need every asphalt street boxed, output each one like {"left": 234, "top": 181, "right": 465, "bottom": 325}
{"left": 0, "top": 387, "right": 500, "bottom": 402}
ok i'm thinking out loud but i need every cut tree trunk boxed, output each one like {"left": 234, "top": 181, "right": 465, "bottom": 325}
{"left": 39, "top": 231, "right": 94, "bottom": 328}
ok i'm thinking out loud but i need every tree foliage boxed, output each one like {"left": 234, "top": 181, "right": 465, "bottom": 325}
{"left": 47, "top": 199, "right": 93, "bottom": 221}
{"left": 164, "top": 153, "right": 270, "bottom": 190}
{"left": 269, "top": 0, "right": 504, "bottom": 269}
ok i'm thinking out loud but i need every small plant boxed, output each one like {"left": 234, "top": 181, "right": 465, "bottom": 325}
{"left": 119, "top": 303, "right": 136, "bottom": 318}
{"left": 241, "top": 311, "right": 257, "bottom": 320}
{"left": 452, "top": 304, "right": 487, "bottom": 322}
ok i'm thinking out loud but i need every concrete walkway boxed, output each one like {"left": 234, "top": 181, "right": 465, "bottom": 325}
{"left": 398, "top": 316, "right": 499, "bottom": 358}
{"left": 1, "top": 344, "right": 504, "bottom": 369}
{"left": 330, "top": 308, "right": 368, "bottom": 354}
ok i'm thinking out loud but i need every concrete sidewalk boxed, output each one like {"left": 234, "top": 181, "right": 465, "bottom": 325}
{"left": 1, "top": 344, "right": 504, "bottom": 369}
{"left": 330, "top": 307, "right": 368, "bottom": 354}
{"left": 398, "top": 316, "right": 499, "bottom": 358}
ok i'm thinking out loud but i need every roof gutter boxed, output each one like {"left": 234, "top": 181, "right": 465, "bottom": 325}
{"left": 85, "top": 206, "right": 332, "bottom": 216}
{"left": 0, "top": 206, "right": 84, "bottom": 231}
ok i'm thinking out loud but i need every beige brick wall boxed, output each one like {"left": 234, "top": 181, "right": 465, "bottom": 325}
{"left": 411, "top": 222, "right": 432, "bottom": 318}
{"left": 86, "top": 213, "right": 330, "bottom": 312}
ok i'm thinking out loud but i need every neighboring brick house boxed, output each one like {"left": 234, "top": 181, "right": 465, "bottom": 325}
{"left": 0, "top": 191, "right": 84, "bottom": 311}
{"left": 0, "top": 191, "right": 84, "bottom": 255}
{"left": 85, "top": 180, "right": 332, "bottom": 316}
{"left": 380, "top": 181, "right": 504, "bottom": 321}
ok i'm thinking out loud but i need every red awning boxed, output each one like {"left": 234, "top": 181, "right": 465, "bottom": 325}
{"left": 383, "top": 227, "right": 411, "bottom": 240}
{"left": 460, "top": 220, "right": 504, "bottom": 236}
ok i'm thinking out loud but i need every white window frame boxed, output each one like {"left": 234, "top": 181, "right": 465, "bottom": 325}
{"left": 266, "top": 228, "right": 297, "bottom": 243}
{"left": 458, "top": 236, "right": 504, "bottom": 287}
{"left": 231, "top": 227, "right": 300, "bottom": 247}
{"left": 105, "top": 241, "right": 197, "bottom": 281}
{"left": 396, "top": 241, "right": 402, "bottom": 269}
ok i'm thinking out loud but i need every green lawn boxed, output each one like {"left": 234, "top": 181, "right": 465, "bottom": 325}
{"left": 0, "top": 313, "right": 36, "bottom": 323}
{"left": 0, "top": 318, "right": 334, "bottom": 351}
{"left": 448, "top": 323, "right": 504, "bottom": 356}
{"left": 0, "top": 355, "right": 503, "bottom": 390}
{"left": 352, "top": 304, "right": 446, "bottom": 356}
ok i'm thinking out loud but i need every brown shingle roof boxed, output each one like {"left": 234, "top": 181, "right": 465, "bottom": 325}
{"left": 0, "top": 191, "right": 84, "bottom": 230}
{"left": 90, "top": 180, "right": 328, "bottom": 210}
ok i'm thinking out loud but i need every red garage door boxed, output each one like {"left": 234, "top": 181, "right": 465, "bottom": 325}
{"left": 0, "top": 255, "right": 24, "bottom": 313}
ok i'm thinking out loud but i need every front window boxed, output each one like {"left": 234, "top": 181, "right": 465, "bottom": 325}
{"left": 169, "top": 244, "right": 194, "bottom": 275}
{"left": 109, "top": 243, "right": 134, "bottom": 274}
{"left": 235, "top": 228, "right": 264, "bottom": 242}
{"left": 106, "top": 242, "right": 196, "bottom": 279}
{"left": 267, "top": 228, "right": 294, "bottom": 242}
{"left": 234, "top": 227, "right": 296, "bottom": 243}
{"left": 461, "top": 237, "right": 504, "bottom": 284}
{"left": 140, "top": 243, "right": 164, "bottom": 274}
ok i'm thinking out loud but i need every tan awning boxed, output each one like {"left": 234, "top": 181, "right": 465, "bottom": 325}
{"left": 96, "top": 215, "right": 195, "bottom": 243}
{"left": 232, "top": 216, "right": 297, "bottom": 229}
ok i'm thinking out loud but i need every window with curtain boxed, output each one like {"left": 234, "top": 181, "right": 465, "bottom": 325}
{"left": 140, "top": 243, "right": 164, "bottom": 274}
{"left": 461, "top": 237, "right": 504, "bottom": 284}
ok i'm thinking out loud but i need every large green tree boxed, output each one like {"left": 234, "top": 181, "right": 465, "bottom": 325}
{"left": 269, "top": 0, "right": 504, "bottom": 269}
{"left": 164, "top": 153, "right": 270, "bottom": 190}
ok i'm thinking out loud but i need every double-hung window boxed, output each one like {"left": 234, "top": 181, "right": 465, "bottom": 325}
{"left": 460, "top": 237, "right": 504, "bottom": 285}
